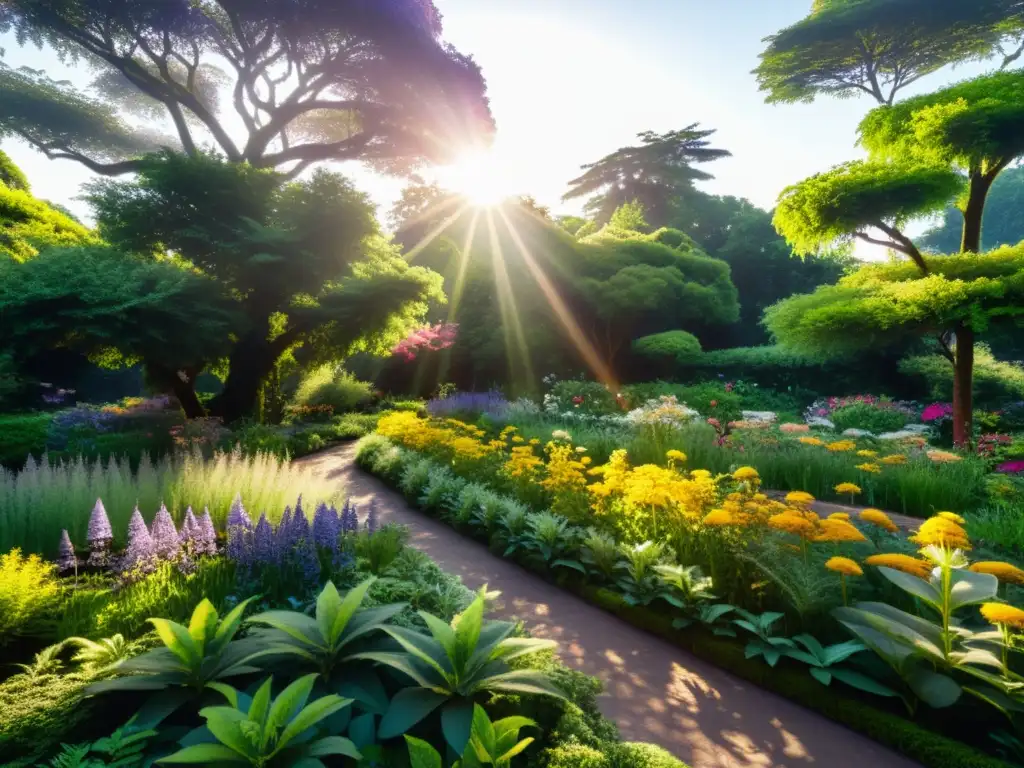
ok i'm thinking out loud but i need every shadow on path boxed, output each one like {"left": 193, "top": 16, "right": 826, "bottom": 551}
{"left": 298, "top": 444, "right": 919, "bottom": 768}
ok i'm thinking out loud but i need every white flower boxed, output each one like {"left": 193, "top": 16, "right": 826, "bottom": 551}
{"left": 551, "top": 429, "right": 571, "bottom": 441}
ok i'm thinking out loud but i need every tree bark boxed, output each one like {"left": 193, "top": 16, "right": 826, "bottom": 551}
{"left": 148, "top": 364, "right": 206, "bottom": 419}
{"left": 951, "top": 325, "right": 975, "bottom": 448}
{"left": 211, "top": 340, "right": 280, "bottom": 424}
{"left": 961, "top": 172, "right": 994, "bottom": 254}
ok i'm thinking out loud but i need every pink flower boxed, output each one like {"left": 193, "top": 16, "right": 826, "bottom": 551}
{"left": 997, "top": 460, "right": 1024, "bottom": 475}
{"left": 921, "top": 403, "right": 954, "bottom": 422}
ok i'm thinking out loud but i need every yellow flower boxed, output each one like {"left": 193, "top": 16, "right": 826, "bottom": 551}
{"left": 828, "top": 512, "right": 850, "bottom": 521}
{"left": 511, "top": 436, "right": 524, "bottom": 443}
{"left": 856, "top": 450, "right": 877, "bottom": 458}
{"left": 581, "top": 456, "right": 592, "bottom": 466}
{"left": 981, "top": 603, "right": 1024, "bottom": 629}
{"left": 825, "top": 557, "right": 863, "bottom": 577}
{"left": 865, "top": 553, "right": 932, "bottom": 579}
{"left": 785, "top": 491, "right": 815, "bottom": 506}
{"left": 909, "top": 516, "right": 971, "bottom": 551}
{"left": 969, "top": 562, "right": 1024, "bottom": 585}
{"left": 666, "top": 449, "right": 687, "bottom": 462}
{"left": 798, "top": 436, "right": 825, "bottom": 447}
{"left": 703, "top": 509, "right": 737, "bottom": 527}
{"left": 768, "top": 512, "right": 816, "bottom": 538}
{"left": 827, "top": 440, "right": 856, "bottom": 452}
{"left": 814, "top": 519, "right": 867, "bottom": 543}
{"left": 880, "top": 454, "right": 907, "bottom": 465}
{"left": 855, "top": 463, "right": 882, "bottom": 474}
{"left": 529, "top": 438, "right": 540, "bottom": 446}
{"left": 927, "top": 450, "right": 962, "bottom": 464}
{"left": 859, "top": 509, "right": 898, "bottom": 533}
{"left": 690, "top": 469, "right": 712, "bottom": 480}
{"left": 834, "top": 482, "right": 861, "bottom": 496}
{"left": 732, "top": 466, "right": 760, "bottom": 482}
{"left": 937, "top": 511, "right": 966, "bottom": 525}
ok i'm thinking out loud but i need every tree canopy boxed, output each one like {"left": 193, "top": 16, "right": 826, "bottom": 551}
{"left": 0, "top": 149, "right": 30, "bottom": 191}
{"left": 563, "top": 126, "right": 730, "bottom": 225}
{"left": 0, "top": 172, "right": 96, "bottom": 261}
{"left": 755, "top": 0, "right": 1022, "bottom": 105}
{"left": 0, "top": 0, "right": 493, "bottom": 177}
{"left": 921, "top": 165, "right": 1024, "bottom": 253}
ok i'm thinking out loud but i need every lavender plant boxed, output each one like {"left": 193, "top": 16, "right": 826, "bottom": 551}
{"left": 56, "top": 529, "right": 77, "bottom": 573}
{"left": 121, "top": 508, "right": 155, "bottom": 576}
{"left": 86, "top": 499, "right": 113, "bottom": 567}
{"left": 426, "top": 390, "right": 509, "bottom": 418}
{"left": 150, "top": 503, "right": 180, "bottom": 560}
{"left": 340, "top": 500, "right": 358, "bottom": 534}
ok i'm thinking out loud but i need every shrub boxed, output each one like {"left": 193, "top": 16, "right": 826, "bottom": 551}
{"left": 830, "top": 402, "right": 910, "bottom": 434}
{"left": 0, "top": 549, "right": 61, "bottom": 644}
{"left": 610, "top": 743, "right": 687, "bottom": 768}
{"left": 546, "top": 380, "right": 620, "bottom": 416}
{"left": 544, "top": 743, "right": 609, "bottom": 768}
{"left": 229, "top": 422, "right": 291, "bottom": 457}
{"left": 0, "top": 672, "right": 96, "bottom": 762}
{"left": 632, "top": 330, "right": 702, "bottom": 370}
{"left": 0, "top": 412, "right": 50, "bottom": 469}
{"left": 900, "top": 345, "right": 1024, "bottom": 408}
{"left": 678, "top": 382, "right": 742, "bottom": 423}
{"left": 292, "top": 365, "right": 373, "bottom": 412}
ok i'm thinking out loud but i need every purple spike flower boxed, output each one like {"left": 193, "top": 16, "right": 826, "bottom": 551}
{"left": 290, "top": 500, "right": 310, "bottom": 543}
{"left": 150, "top": 503, "right": 180, "bottom": 560}
{"left": 313, "top": 502, "right": 339, "bottom": 550}
{"left": 340, "top": 500, "right": 358, "bottom": 534}
{"left": 86, "top": 498, "right": 113, "bottom": 567}
{"left": 366, "top": 499, "right": 380, "bottom": 534}
{"left": 56, "top": 530, "right": 77, "bottom": 573}
{"left": 180, "top": 506, "right": 198, "bottom": 544}
{"left": 253, "top": 513, "right": 276, "bottom": 565}
{"left": 226, "top": 496, "right": 253, "bottom": 564}
{"left": 196, "top": 508, "right": 218, "bottom": 556}
{"left": 293, "top": 535, "right": 321, "bottom": 583}
{"left": 121, "top": 507, "right": 156, "bottom": 575}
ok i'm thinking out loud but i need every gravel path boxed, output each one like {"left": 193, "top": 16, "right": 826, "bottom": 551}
{"left": 297, "top": 443, "right": 919, "bottom": 768}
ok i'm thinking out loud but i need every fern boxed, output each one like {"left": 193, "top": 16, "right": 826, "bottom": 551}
{"left": 45, "top": 743, "right": 93, "bottom": 768}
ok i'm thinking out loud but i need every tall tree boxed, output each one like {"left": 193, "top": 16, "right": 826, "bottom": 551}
{"left": 755, "top": 0, "right": 1023, "bottom": 106}
{"left": 0, "top": 0, "right": 492, "bottom": 179}
{"left": 920, "top": 165, "right": 1024, "bottom": 254}
{"left": 562, "top": 126, "right": 730, "bottom": 226}
{"left": 772, "top": 70, "right": 1024, "bottom": 445}
{"left": 83, "top": 152, "right": 443, "bottom": 421}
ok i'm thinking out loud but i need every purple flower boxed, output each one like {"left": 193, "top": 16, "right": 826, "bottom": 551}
{"left": 196, "top": 508, "right": 218, "bottom": 556}
{"left": 340, "top": 500, "right": 358, "bottom": 534}
{"left": 176, "top": 551, "right": 197, "bottom": 576}
{"left": 997, "top": 460, "right": 1024, "bottom": 475}
{"left": 313, "top": 502, "right": 339, "bottom": 550}
{"left": 426, "top": 390, "right": 508, "bottom": 418}
{"left": 180, "top": 506, "right": 198, "bottom": 544}
{"left": 290, "top": 498, "right": 310, "bottom": 543}
{"left": 226, "top": 495, "right": 253, "bottom": 564}
{"left": 253, "top": 513, "right": 276, "bottom": 565}
{"left": 366, "top": 499, "right": 380, "bottom": 534}
{"left": 86, "top": 499, "right": 113, "bottom": 567}
{"left": 150, "top": 503, "right": 180, "bottom": 560}
{"left": 121, "top": 507, "right": 156, "bottom": 575}
{"left": 56, "top": 530, "right": 77, "bottom": 572}
{"left": 293, "top": 536, "right": 321, "bottom": 583}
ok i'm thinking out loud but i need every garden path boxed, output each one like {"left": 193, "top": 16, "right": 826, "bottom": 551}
{"left": 297, "top": 444, "right": 919, "bottom": 768}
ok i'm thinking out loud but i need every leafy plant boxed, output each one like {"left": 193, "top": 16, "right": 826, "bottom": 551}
{"left": 14, "top": 642, "right": 67, "bottom": 679}
{"left": 616, "top": 541, "right": 670, "bottom": 606}
{"left": 248, "top": 578, "right": 405, "bottom": 679}
{"left": 654, "top": 564, "right": 715, "bottom": 609}
{"left": 513, "top": 512, "right": 586, "bottom": 574}
{"left": 0, "top": 548, "right": 61, "bottom": 643}
{"left": 158, "top": 674, "right": 359, "bottom": 766}
{"left": 731, "top": 609, "right": 795, "bottom": 667}
{"left": 355, "top": 525, "right": 408, "bottom": 574}
{"left": 44, "top": 717, "right": 158, "bottom": 768}
{"left": 68, "top": 634, "right": 142, "bottom": 673}
{"left": 672, "top": 603, "right": 737, "bottom": 636}
{"left": 405, "top": 704, "right": 536, "bottom": 768}
{"left": 356, "top": 588, "right": 563, "bottom": 754}
{"left": 87, "top": 597, "right": 268, "bottom": 695}
{"left": 581, "top": 529, "right": 621, "bottom": 581}
{"left": 782, "top": 634, "right": 896, "bottom": 697}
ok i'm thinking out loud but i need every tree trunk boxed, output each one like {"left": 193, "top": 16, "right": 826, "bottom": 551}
{"left": 951, "top": 325, "right": 975, "bottom": 448}
{"left": 148, "top": 364, "right": 205, "bottom": 419}
{"left": 213, "top": 343, "right": 279, "bottom": 424}
{"left": 961, "top": 173, "right": 993, "bottom": 254}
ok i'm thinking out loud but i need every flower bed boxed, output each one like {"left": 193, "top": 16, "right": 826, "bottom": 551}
{"left": 0, "top": 491, "right": 683, "bottom": 768}
{"left": 357, "top": 424, "right": 1024, "bottom": 767}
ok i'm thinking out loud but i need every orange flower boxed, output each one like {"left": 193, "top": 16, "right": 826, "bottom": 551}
{"left": 981, "top": 603, "right": 1024, "bottom": 629}
{"left": 865, "top": 554, "right": 932, "bottom": 579}
{"left": 814, "top": 519, "right": 867, "bottom": 543}
{"left": 910, "top": 516, "right": 971, "bottom": 550}
{"left": 859, "top": 509, "right": 898, "bottom": 533}
{"left": 825, "top": 557, "right": 863, "bottom": 577}
{"left": 970, "top": 562, "right": 1024, "bottom": 585}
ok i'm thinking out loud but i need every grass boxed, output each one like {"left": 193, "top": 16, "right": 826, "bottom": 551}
{"left": 0, "top": 448, "right": 345, "bottom": 556}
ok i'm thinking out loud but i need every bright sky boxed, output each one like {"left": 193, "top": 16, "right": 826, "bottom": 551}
{"left": 0, "top": 0, "right": 995, "bottom": 254}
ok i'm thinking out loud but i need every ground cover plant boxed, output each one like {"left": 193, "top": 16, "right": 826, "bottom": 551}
{"left": 358, "top": 430, "right": 1024, "bottom": 766}
{"left": 0, "top": 487, "right": 683, "bottom": 768}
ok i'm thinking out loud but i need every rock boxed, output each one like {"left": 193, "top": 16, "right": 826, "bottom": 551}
{"left": 901, "top": 424, "right": 931, "bottom": 434}
{"left": 741, "top": 410, "right": 777, "bottom": 423}
{"left": 878, "top": 430, "right": 920, "bottom": 440}
{"left": 806, "top": 417, "right": 835, "bottom": 429}
{"left": 842, "top": 428, "right": 874, "bottom": 438}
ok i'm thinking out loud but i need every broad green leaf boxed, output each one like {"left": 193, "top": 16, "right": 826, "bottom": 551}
{"left": 205, "top": 681, "right": 240, "bottom": 708}
{"left": 704, "top": 604, "right": 735, "bottom": 623}
{"left": 792, "top": 634, "right": 825, "bottom": 660}
{"left": 348, "top": 651, "right": 438, "bottom": 688}
{"left": 497, "top": 736, "right": 535, "bottom": 764}
{"left": 330, "top": 578, "right": 376, "bottom": 646}
{"left": 469, "top": 703, "right": 495, "bottom": 759}
{"left": 808, "top": 667, "right": 832, "bottom": 685}
{"left": 906, "top": 665, "right": 961, "bottom": 708}
{"left": 821, "top": 641, "right": 866, "bottom": 666}
{"left": 278, "top": 695, "right": 352, "bottom": 751}
{"left": 196, "top": 707, "right": 250, "bottom": 758}
{"left": 834, "top": 617, "right": 914, "bottom": 667}
{"left": 474, "top": 670, "right": 565, "bottom": 698}
{"left": 839, "top": 604, "right": 945, "bottom": 663}
{"left": 763, "top": 648, "right": 781, "bottom": 667}
{"left": 156, "top": 743, "right": 247, "bottom": 763}
{"left": 212, "top": 597, "right": 257, "bottom": 654}
{"left": 341, "top": 603, "right": 410, "bottom": 647}
{"left": 247, "top": 612, "right": 323, "bottom": 648}
{"left": 382, "top": 626, "right": 451, "bottom": 678}
{"left": 348, "top": 712, "right": 376, "bottom": 749}
{"left": 290, "top": 759, "right": 326, "bottom": 768}
{"left": 453, "top": 595, "right": 485, "bottom": 672}
{"left": 189, "top": 600, "right": 219, "bottom": 652}
{"left": 316, "top": 582, "right": 344, "bottom": 645}
{"left": 304, "top": 735, "right": 361, "bottom": 759}
{"left": 86, "top": 673, "right": 186, "bottom": 694}
{"left": 267, "top": 674, "right": 319, "bottom": 736}
{"left": 783, "top": 649, "right": 821, "bottom": 667}
{"left": 377, "top": 688, "right": 448, "bottom": 739}
{"left": 493, "top": 637, "right": 557, "bottom": 662}
{"left": 948, "top": 570, "right": 999, "bottom": 611}
{"left": 405, "top": 735, "right": 443, "bottom": 768}
{"left": 829, "top": 668, "right": 900, "bottom": 698}
{"left": 442, "top": 698, "right": 476, "bottom": 755}
{"left": 248, "top": 677, "right": 274, "bottom": 728}
{"left": 149, "top": 619, "right": 201, "bottom": 667}
{"left": 419, "top": 611, "right": 458, "bottom": 659}
{"left": 876, "top": 567, "right": 942, "bottom": 610}
{"left": 951, "top": 647, "right": 1006, "bottom": 671}
{"left": 338, "top": 669, "right": 390, "bottom": 715}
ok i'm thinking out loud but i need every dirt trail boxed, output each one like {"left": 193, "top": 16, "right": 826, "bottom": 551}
{"left": 297, "top": 444, "right": 919, "bottom": 768}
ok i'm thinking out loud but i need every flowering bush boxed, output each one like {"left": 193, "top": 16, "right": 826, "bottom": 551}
{"left": 426, "top": 390, "right": 509, "bottom": 418}
{"left": 391, "top": 323, "right": 458, "bottom": 361}
{"left": 921, "top": 402, "right": 954, "bottom": 423}
{"left": 624, "top": 396, "right": 698, "bottom": 428}
{"left": 544, "top": 379, "right": 620, "bottom": 416}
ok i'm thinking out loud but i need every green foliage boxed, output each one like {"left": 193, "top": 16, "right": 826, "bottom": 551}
{"left": 404, "top": 704, "right": 537, "bottom": 768}
{"left": 631, "top": 331, "right": 702, "bottom": 370}
{"left": 158, "top": 674, "right": 359, "bottom": 766}
{"left": 608, "top": 201, "right": 649, "bottom": 233}
{"left": 0, "top": 411, "right": 50, "bottom": 468}
{"left": 248, "top": 578, "right": 406, "bottom": 679}
{"left": 773, "top": 160, "right": 963, "bottom": 256}
{"left": 0, "top": 548, "right": 62, "bottom": 644}
{"left": 755, "top": 0, "right": 1017, "bottom": 105}
{"left": 548, "top": 380, "right": 619, "bottom": 415}
{"left": 292, "top": 365, "right": 373, "bottom": 413}
{"left": 355, "top": 525, "right": 409, "bottom": 574}
{"left": 563, "top": 126, "right": 731, "bottom": 225}
{"left": 0, "top": 178, "right": 96, "bottom": 261}
{"left": 921, "top": 166, "right": 1024, "bottom": 253}
{"left": 830, "top": 402, "right": 910, "bottom": 433}
{"left": 0, "top": 670, "right": 96, "bottom": 761}
{"left": 0, "top": 148, "right": 30, "bottom": 191}
{"left": 900, "top": 345, "right": 1024, "bottom": 406}
{"left": 45, "top": 719, "right": 158, "bottom": 768}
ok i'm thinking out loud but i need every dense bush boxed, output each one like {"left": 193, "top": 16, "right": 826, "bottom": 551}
{"left": 0, "top": 413, "right": 49, "bottom": 469}
{"left": 631, "top": 331, "right": 702, "bottom": 375}
{"left": 0, "top": 549, "right": 61, "bottom": 645}
{"left": 292, "top": 365, "right": 373, "bottom": 413}
{"left": 830, "top": 402, "right": 910, "bottom": 433}
{"left": 900, "top": 346, "right": 1024, "bottom": 408}
{"left": 547, "top": 379, "right": 620, "bottom": 415}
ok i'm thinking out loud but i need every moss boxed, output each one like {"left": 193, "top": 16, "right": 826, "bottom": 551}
{"left": 541, "top": 743, "right": 610, "bottom": 768}
{"left": 610, "top": 742, "right": 688, "bottom": 768}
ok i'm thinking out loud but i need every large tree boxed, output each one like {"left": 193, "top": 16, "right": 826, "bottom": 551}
{"left": 920, "top": 166, "right": 1024, "bottom": 253}
{"left": 755, "top": 0, "right": 1023, "bottom": 106}
{"left": 562, "top": 126, "right": 730, "bottom": 226}
{"left": 772, "top": 70, "right": 1024, "bottom": 445}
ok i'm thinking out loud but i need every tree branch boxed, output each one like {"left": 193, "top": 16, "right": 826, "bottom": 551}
{"left": 1000, "top": 37, "right": 1024, "bottom": 70}
{"left": 243, "top": 100, "right": 375, "bottom": 161}
{"left": 254, "top": 132, "right": 375, "bottom": 168}
{"left": 871, "top": 221, "right": 928, "bottom": 274}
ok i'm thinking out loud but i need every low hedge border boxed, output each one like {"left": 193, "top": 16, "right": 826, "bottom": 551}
{"left": 355, "top": 437, "right": 1013, "bottom": 768}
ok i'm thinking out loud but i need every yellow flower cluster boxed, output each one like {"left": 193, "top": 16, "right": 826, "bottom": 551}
{"left": 880, "top": 454, "right": 907, "bottom": 465}
{"left": 826, "top": 557, "right": 863, "bottom": 577}
{"left": 798, "top": 436, "right": 825, "bottom": 446}
{"left": 926, "top": 450, "right": 962, "bottom": 464}
{"left": 910, "top": 515, "right": 971, "bottom": 550}
{"left": 970, "top": 562, "right": 1024, "bottom": 585}
{"left": 865, "top": 553, "right": 932, "bottom": 579}
{"left": 826, "top": 440, "right": 857, "bottom": 452}
{"left": 855, "top": 463, "right": 881, "bottom": 474}
{"left": 859, "top": 509, "right": 898, "bottom": 533}
{"left": 834, "top": 482, "right": 861, "bottom": 496}
{"left": 982, "top": 603, "right": 1024, "bottom": 629}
